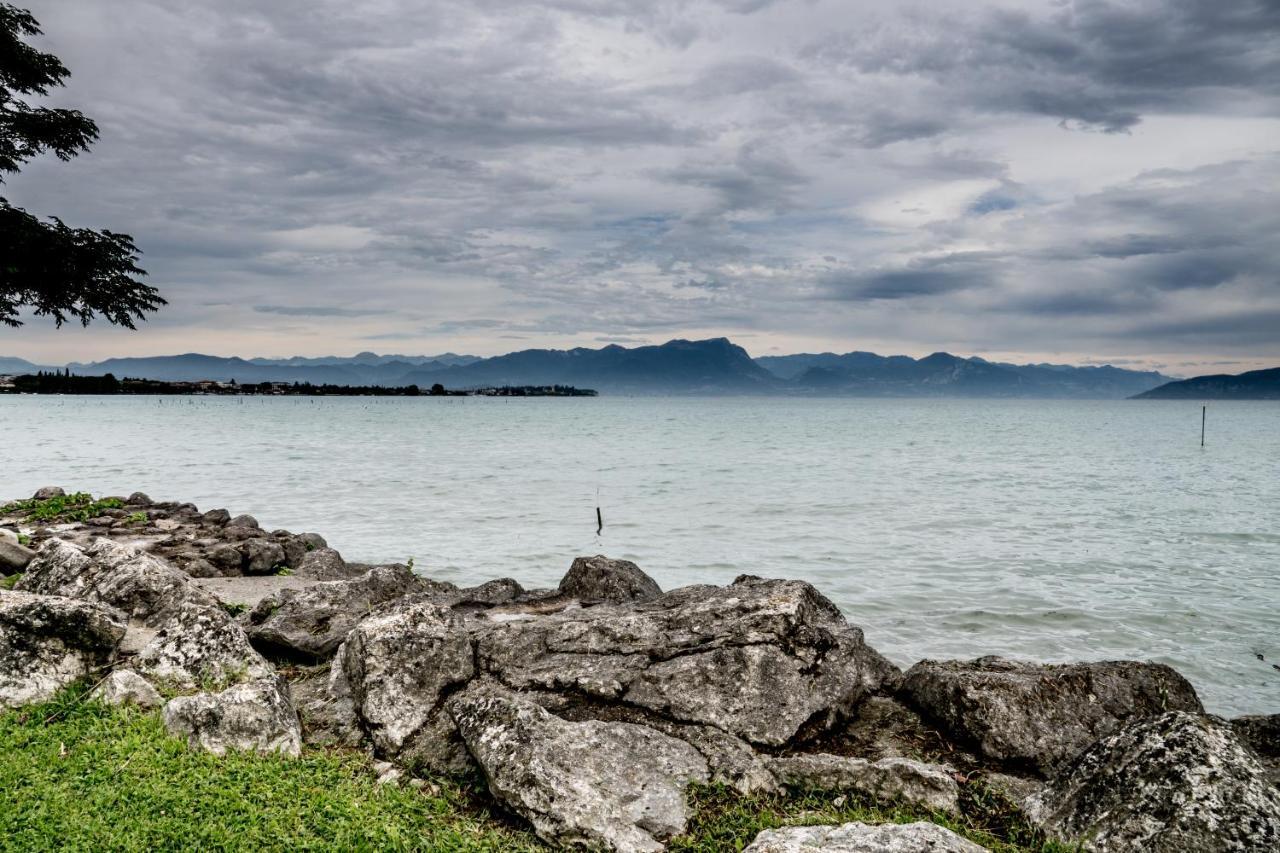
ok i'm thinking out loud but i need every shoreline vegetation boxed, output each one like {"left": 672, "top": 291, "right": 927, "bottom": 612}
{"left": 2, "top": 489, "right": 1278, "bottom": 852}
{"left": 0, "top": 372, "right": 597, "bottom": 397}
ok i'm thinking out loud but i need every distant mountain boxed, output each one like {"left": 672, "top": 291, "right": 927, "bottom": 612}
{"left": 757, "top": 351, "right": 1168, "bottom": 398}
{"left": 1132, "top": 366, "right": 1280, "bottom": 400}
{"left": 0, "top": 356, "right": 55, "bottom": 375}
{"left": 64, "top": 354, "right": 420, "bottom": 386}
{"left": 247, "top": 352, "right": 479, "bottom": 368}
{"left": 402, "top": 338, "right": 779, "bottom": 394}
{"left": 6, "top": 339, "right": 1173, "bottom": 397}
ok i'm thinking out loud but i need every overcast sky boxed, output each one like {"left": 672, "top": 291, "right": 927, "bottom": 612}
{"left": 5, "top": 0, "right": 1279, "bottom": 371}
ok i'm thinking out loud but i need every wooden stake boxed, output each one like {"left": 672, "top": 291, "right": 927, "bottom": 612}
{"left": 596, "top": 506, "right": 603, "bottom": 535}
{"left": 1201, "top": 405, "right": 1206, "bottom": 448}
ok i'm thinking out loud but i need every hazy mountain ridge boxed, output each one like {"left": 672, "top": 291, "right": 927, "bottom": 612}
{"left": 4, "top": 338, "right": 1175, "bottom": 397}
{"left": 1133, "top": 366, "right": 1280, "bottom": 400}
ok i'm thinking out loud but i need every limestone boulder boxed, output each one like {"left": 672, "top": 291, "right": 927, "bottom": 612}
{"left": 339, "top": 601, "right": 475, "bottom": 769}
{"left": 743, "top": 821, "right": 989, "bottom": 852}
{"left": 134, "top": 600, "right": 274, "bottom": 692}
{"left": 558, "top": 555, "right": 662, "bottom": 605}
{"left": 163, "top": 676, "right": 302, "bottom": 757}
{"left": 246, "top": 564, "right": 431, "bottom": 659}
{"left": 89, "top": 669, "right": 163, "bottom": 709}
{"left": 0, "top": 539, "right": 35, "bottom": 574}
{"left": 18, "top": 538, "right": 217, "bottom": 627}
{"left": 766, "top": 753, "right": 960, "bottom": 814}
{"left": 450, "top": 689, "right": 709, "bottom": 852}
{"left": 901, "top": 656, "right": 1202, "bottom": 774}
{"left": 476, "top": 576, "right": 899, "bottom": 747}
{"left": 1025, "top": 711, "right": 1280, "bottom": 852}
{"left": 0, "top": 590, "right": 125, "bottom": 708}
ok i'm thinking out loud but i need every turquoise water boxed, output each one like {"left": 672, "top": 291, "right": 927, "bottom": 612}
{"left": 3, "top": 395, "right": 1278, "bottom": 715}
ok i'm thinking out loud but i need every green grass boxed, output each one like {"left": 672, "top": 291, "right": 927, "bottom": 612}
{"left": 2, "top": 492, "right": 125, "bottom": 524}
{"left": 0, "top": 686, "right": 1069, "bottom": 852}
{"left": 0, "top": 574, "right": 20, "bottom": 590}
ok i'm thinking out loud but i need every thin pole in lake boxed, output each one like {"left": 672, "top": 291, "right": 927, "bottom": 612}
{"left": 1201, "top": 405, "right": 1207, "bottom": 448}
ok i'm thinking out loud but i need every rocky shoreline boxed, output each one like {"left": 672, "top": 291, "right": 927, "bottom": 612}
{"left": 2, "top": 487, "right": 1278, "bottom": 852}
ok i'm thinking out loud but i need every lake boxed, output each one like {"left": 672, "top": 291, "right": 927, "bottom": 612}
{"left": 3, "top": 395, "right": 1278, "bottom": 716}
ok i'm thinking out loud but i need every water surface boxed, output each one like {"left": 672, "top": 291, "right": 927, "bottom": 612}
{"left": 4, "top": 395, "right": 1277, "bottom": 715}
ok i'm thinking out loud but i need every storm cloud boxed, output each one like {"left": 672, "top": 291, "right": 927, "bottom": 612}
{"left": 4, "top": 0, "right": 1278, "bottom": 371}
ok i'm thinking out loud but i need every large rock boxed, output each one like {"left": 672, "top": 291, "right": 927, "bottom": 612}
{"left": 89, "top": 669, "right": 163, "bottom": 709}
{"left": 0, "top": 539, "right": 35, "bottom": 574}
{"left": 477, "top": 576, "right": 898, "bottom": 747}
{"left": 237, "top": 539, "right": 286, "bottom": 575}
{"left": 18, "top": 538, "right": 217, "bottom": 627}
{"left": 163, "top": 676, "right": 302, "bottom": 757}
{"left": 450, "top": 690, "right": 709, "bottom": 852}
{"left": 743, "top": 821, "right": 989, "bottom": 852}
{"left": 766, "top": 753, "right": 960, "bottom": 814}
{"left": 32, "top": 486, "right": 65, "bottom": 500}
{"left": 134, "top": 600, "right": 274, "bottom": 692}
{"left": 296, "top": 547, "right": 362, "bottom": 580}
{"left": 0, "top": 590, "right": 125, "bottom": 708}
{"left": 558, "top": 555, "right": 662, "bottom": 604}
{"left": 901, "top": 657, "right": 1202, "bottom": 774}
{"left": 340, "top": 601, "right": 475, "bottom": 769}
{"left": 1025, "top": 711, "right": 1280, "bottom": 852}
{"left": 246, "top": 564, "right": 430, "bottom": 659}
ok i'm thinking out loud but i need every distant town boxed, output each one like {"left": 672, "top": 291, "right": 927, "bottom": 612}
{"left": 0, "top": 371, "right": 597, "bottom": 398}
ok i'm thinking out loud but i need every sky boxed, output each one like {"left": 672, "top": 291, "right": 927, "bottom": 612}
{"left": 3, "top": 0, "right": 1279, "bottom": 373}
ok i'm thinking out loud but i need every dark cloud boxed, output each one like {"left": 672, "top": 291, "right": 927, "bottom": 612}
{"left": 4, "top": 0, "right": 1278, "bottom": 368}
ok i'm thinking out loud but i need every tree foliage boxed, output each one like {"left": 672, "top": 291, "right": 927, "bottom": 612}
{"left": 0, "top": 3, "right": 163, "bottom": 328}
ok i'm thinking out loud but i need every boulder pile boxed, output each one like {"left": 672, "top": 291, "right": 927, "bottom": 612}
{"left": 3, "top": 487, "right": 1278, "bottom": 852}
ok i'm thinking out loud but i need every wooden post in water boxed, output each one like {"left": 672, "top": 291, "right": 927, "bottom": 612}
{"left": 596, "top": 506, "right": 603, "bottom": 535}
{"left": 1201, "top": 405, "right": 1206, "bottom": 448}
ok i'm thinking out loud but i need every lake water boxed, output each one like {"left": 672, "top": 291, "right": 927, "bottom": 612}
{"left": 3, "top": 395, "right": 1278, "bottom": 716}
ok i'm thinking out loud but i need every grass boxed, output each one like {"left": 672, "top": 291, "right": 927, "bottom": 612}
{"left": 0, "top": 685, "right": 1071, "bottom": 853}
{"left": 2, "top": 492, "right": 125, "bottom": 524}
{"left": 0, "top": 574, "right": 20, "bottom": 590}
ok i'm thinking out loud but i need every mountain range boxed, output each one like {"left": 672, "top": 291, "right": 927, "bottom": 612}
{"left": 1133, "top": 366, "right": 1280, "bottom": 400}
{"left": 1, "top": 338, "right": 1180, "bottom": 398}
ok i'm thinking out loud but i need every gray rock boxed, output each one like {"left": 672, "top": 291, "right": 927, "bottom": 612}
{"left": 0, "top": 590, "right": 125, "bottom": 708}
{"left": 457, "top": 577, "right": 525, "bottom": 607}
{"left": 767, "top": 753, "right": 960, "bottom": 814}
{"left": 743, "top": 821, "right": 989, "bottom": 852}
{"left": 163, "top": 676, "right": 302, "bottom": 757}
{"left": 298, "top": 532, "right": 327, "bottom": 551}
{"left": 0, "top": 539, "right": 35, "bottom": 574}
{"left": 89, "top": 669, "right": 163, "bottom": 709}
{"left": 32, "top": 486, "right": 65, "bottom": 500}
{"left": 479, "top": 577, "right": 898, "bottom": 746}
{"left": 126, "top": 492, "right": 153, "bottom": 506}
{"left": 246, "top": 564, "right": 430, "bottom": 659}
{"left": 450, "top": 690, "right": 709, "bottom": 852}
{"left": 1233, "top": 713, "right": 1280, "bottom": 787}
{"left": 278, "top": 535, "right": 309, "bottom": 572}
{"left": 340, "top": 601, "right": 475, "bottom": 770}
{"left": 182, "top": 558, "right": 221, "bottom": 579}
{"left": 201, "top": 508, "right": 231, "bottom": 526}
{"left": 0, "top": 528, "right": 17, "bottom": 545}
{"left": 208, "top": 543, "right": 243, "bottom": 572}
{"left": 901, "top": 656, "right": 1203, "bottom": 775}
{"left": 296, "top": 547, "right": 361, "bottom": 580}
{"left": 134, "top": 600, "right": 275, "bottom": 692}
{"left": 228, "top": 514, "right": 259, "bottom": 529}
{"left": 1025, "top": 711, "right": 1280, "bottom": 852}
{"left": 558, "top": 555, "right": 662, "bottom": 605}
{"left": 18, "top": 538, "right": 217, "bottom": 627}
{"left": 238, "top": 539, "right": 286, "bottom": 575}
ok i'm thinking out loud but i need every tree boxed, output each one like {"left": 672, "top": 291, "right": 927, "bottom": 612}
{"left": 1, "top": 4, "right": 163, "bottom": 328}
